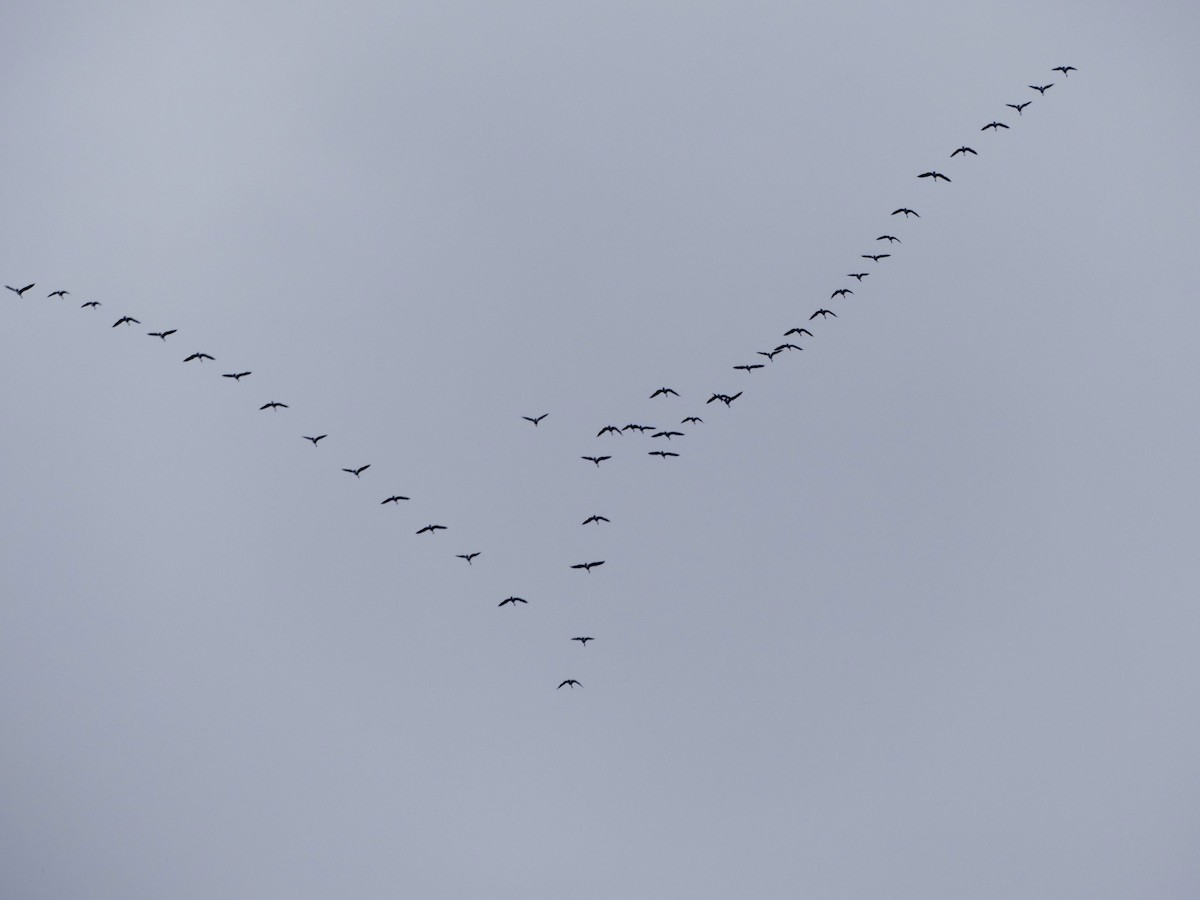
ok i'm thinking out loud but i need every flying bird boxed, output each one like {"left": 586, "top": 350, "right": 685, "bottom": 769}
{"left": 706, "top": 392, "right": 742, "bottom": 406}
{"left": 112, "top": 316, "right": 140, "bottom": 327}
{"left": 499, "top": 595, "right": 527, "bottom": 607}
{"left": 891, "top": 208, "right": 920, "bottom": 217}
{"left": 1006, "top": 101, "right": 1032, "bottom": 115}
{"left": 303, "top": 434, "right": 327, "bottom": 446}
{"left": 571, "top": 637, "right": 594, "bottom": 646}
{"left": 649, "top": 450, "right": 680, "bottom": 458}
{"left": 981, "top": 121, "right": 1009, "bottom": 131}
{"left": 81, "top": 300, "right": 101, "bottom": 308}
{"left": 831, "top": 288, "right": 853, "bottom": 298}
{"left": 222, "top": 371, "right": 251, "bottom": 381}
{"left": 260, "top": 401, "right": 288, "bottom": 410}
{"left": 650, "top": 387, "right": 679, "bottom": 398}
{"left": 47, "top": 290, "right": 69, "bottom": 298}
{"left": 652, "top": 430, "right": 684, "bottom": 439}
{"left": 622, "top": 423, "right": 655, "bottom": 433}
{"left": 757, "top": 350, "right": 780, "bottom": 361}
{"left": 582, "top": 455, "right": 611, "bottom": 467}
{"left": 847, "top": 272, "right": 869, "bottom": 281}
{"left": 183, "top": 352, "right": 214, "bottom": 362}
{"left": 810, "top": 309, "right": 837, "bottom": 320}
{"left": 785, "top": 327, "right": 813, "bottom": 337}
{"left": 457, "top": 552, "right": 481, "bottom": 565}
{"left": 876, "top": 235, "right": 901, "bottom": 242}
{"left": 733, "top": 364, "right": 764, "bottom": 373}
{"left": 918, "top": 171, "right": 951, "bottom": 182}
{"left": 597, "top": 425, "right": 623, "bottom": 437}
{"left": 951, "top": 146, "right": 977, "bottom": 157}
{"left": 5, "top": 283, "right": 34, "bottom": 297}
{"left": 1052, "top": 65, "right": 1076, "bottom": 77}
{"left": 774, "top": 343, "right": 802, "bottom": 353}
{"left": 862, "top": 253, "right": 890, "bottom": 262}
{"left": 582, "top": 515, "right": 610, "bottom": 525}
{"left": 381, "top": 495, "right": 410, "bottom": 504}
{"left": 557, "top": 679, "right": 582, "bottom": 689}
{"left": 571, "top": 560, "right": 605, "bottom": 572}
{"left": 342, "top": 464, "right": 370, "bottom": 478}
{"left": 1029, "top": 83, "right": 1053, "bottom": 95}
{"left": 522, "top": 413, "right": 548, "bottom": 426}
{"left": 148, "top": 329, "right": 177, "bottom": 341}
{"left": 682, "top": 416, "right": 703, "bottom": 424}
{"left": 416, "top": 524, "right": 447, "bottom": 535}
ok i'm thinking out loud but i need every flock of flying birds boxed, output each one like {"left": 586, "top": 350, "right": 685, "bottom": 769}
{"left": 6, "top": 66, "right": 1075, "bottom": 692}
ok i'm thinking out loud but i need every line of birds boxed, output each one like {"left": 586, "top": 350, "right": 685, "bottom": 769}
{"left": 5, "top": 66, "right": 1075, "bottom": 693}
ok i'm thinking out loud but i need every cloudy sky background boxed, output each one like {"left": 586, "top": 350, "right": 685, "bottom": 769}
{"left": 3, "top": 2, "right": 1199, "bottom": 897}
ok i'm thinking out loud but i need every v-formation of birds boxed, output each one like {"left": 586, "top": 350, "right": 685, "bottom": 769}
{"left": 6, "top": 67, "right": 1074, "bottom": 693}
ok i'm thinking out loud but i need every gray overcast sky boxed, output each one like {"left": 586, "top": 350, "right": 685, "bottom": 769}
{"left": 3, "top": 2, "right": 1199, "bottom": 898}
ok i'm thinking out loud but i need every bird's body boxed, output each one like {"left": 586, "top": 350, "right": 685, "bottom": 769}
{"left": 343, "top": 465, "right": 370, "bottom": 478}
{"left": 416, "top": 524, "right": 447, "bottom": 535}
{"left": 148, "top": 329, "right": 177, "bottom": 341}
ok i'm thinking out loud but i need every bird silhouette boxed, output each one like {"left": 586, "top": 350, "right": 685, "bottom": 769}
{"left": 918, "top": 171, "right": 951, "bottom": 182}
{"left": 831, "top": 288, "right": 853, "bottom": 298}
{"left": 260, "top": 401, "right": 288, "bottom": 410}
{"left": 1051, "top": 65, "right": 1076, "bottom": 77}
{"left": 876, "top": 235, "right": 901, "bottom": 243}
{"left": 810, "top": 309, "right": 837, "bottom": 319}
{"left": 774, "top": 343, "right": 803, "bottom": 353}
{"left": 785, "top": 327, "right": 813, "bottom": 337}
{"left": 571, "top": 637, "right": 593, "bottom": 646}
{"left": 148, "top": 329, "right": 177, "bottom": 341}
{"left": 5, "top": 283, "right": 34, "bottom": 297}
{"left": 457, "top": 552, "right": 481, "bottom": 564}
{"left": 557, "top": 679, "right": 582, "bottom": 689}
{"left": 582, "top": 455, "right": 611, "bottom": 467}
{"left": 416, "top": 524, "right": 447, "bottom": 534}
{"left": 582, "top": 514, "right": 610, "bottom": 525}
{"left": 1006, "top": 101, "right": 1032, "bottom": 115}
{"left": 682, "top": 416, "right": 703, "bottom": 424}
{"left": 847, "top": 272, "right": 869, "bottom": 281}
{"left": 650, "top": 387, "right": 679, "bottom": 398}
{"left": 622, "top": 424, "right": 655, "bottom": 433}
{"left": 183, "top": 352, "right": 214, "bottom": 362}
{"left": 649, "top": 450, "right": 680, "bottom": 458}
{"left": 862, "top": 253, "right": 890, "bottom": 262}
{"left": 499, "top": 595, "right": 527, "bottom": 607}
{"left": 342, "top": 464, "right": 370, "bottom": 478}
{"left": 951, "top": 146, "right": 978, "bottom": 157}
{"left": 981, "top": 121, "right": 1009, "bottom": 131}
{"left": 652, "top": 430, "right": 684, "bottom": 439}
{"left": 706, "top": 392, "right": 741, "bottom": 406}
{"left": 222, "top": 371, "right": 251, "bottom": 381}
{"left": 303, "top": 434, "right": 327, "bottom": 446}
{"left": 1029, "top": 83, "right": 1053, "bottom": 95}
{"left": 112, "top": 316, "right": 140, "bottom": 327}
{"left": 733, "top": 364, "right": 764, "bottom": 373}
{"left": 597, "top": 425, "right": 623, "bottom": 437}
{"left": 523, "top": 414, "right": 548, "bottom": 426}
{"left": 891, "top": 208, "right": 920, "bottom": 217}
{"left": 47, "top": 290, "right": 69, "bottom": 298}
{"left": 571, "top": 560, "right": 605, "bottom": 572}
{"left": 381, "top": 495, "right": 410, "bottom": 504}
{"left": 80, "top": 300, "right": 101, "bottom": 308}
{"left": 757, "top": 349, "right": 780, "bottom": 361}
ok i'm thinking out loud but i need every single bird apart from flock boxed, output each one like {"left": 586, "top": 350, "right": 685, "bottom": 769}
{"left": 571, "top": 637, "right": 594, "bottom": 647}
{"left": 877, "top": 234, "right": 901, "bottom": 243}
{"left": 734, "top": 364, "right": 764, "bottom": 373}
{"left": 381, "top": 495, "right": 410, "bottom": 504}
{"left": 682, "top": 416, "right": 703, "bottom": 424}
{"left": 582, "top": 514, "right": 610, "bottom": 525}
{"left": 892, "top": 208, "right": 920, "bottom": 217}
{"left": 571, "top": 560, "right": 605, "bottom": 572}
{"left": 499, "top": 596, "right": 527, "bottom": 607}
{"left": 260, "top": 401, "right": 288, "bottom": 410}
{"left": 522, "top": 413, "right": 547, "bottom": 426}
{"left": 557, "top": 679, "right": 582, "bottom": 689}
